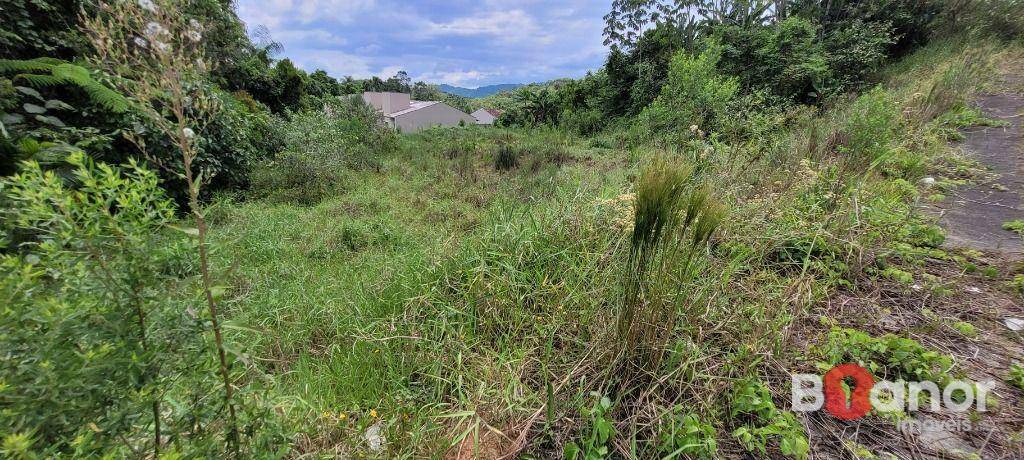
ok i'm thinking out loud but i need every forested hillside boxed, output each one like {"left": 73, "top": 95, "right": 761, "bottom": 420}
{"left": 1, "top": 0, "right": 1023, "bottom": 458}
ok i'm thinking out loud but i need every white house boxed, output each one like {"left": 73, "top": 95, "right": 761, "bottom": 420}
{"left": 471, "top": 108, "right": 503, "bottom": 125}
{"left": 362, "top": 92, "right": 475, "bottom": 132}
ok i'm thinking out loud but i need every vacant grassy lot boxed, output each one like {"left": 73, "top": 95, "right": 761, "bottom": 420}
{"left": 196, "top": 40, "right": 1024, "bottom": 458}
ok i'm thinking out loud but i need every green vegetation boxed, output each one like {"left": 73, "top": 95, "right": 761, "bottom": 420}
{"left": 819, "top": 327, "right": 954, "bottom": 385}
{"left": 564, "top": 394, "right": 616, "bottom": 460}
{"left": 731, "top": 380, "right": 809, "bottom": 459}
{"left": 1004, "top": 219, "right": 1024, "bottom": 236}
{"left": 1009, "top": 364, "right": 1024, "bottom": 391}
{"left": 2, "top": 0, "right": 1023, "bottom": 457}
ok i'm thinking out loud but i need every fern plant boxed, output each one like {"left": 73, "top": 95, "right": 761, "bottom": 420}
{"left": 0, "top": 58, "right": 130, "bottom": 113}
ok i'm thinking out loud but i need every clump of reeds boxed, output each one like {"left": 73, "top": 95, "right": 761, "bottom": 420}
{"left": 617, "top": 155, "right": 725, "bottom": 368}
{"left": 495, "top": 133, "right": 519, "bottom": 171}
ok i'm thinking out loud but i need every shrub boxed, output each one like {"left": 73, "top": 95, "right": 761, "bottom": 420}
{"left": 0, "top": 153, "right": 193, "bottom": 455}
{"left": 636, "top": 41, "right": 740, "bottom": 141}
{"left": 823, "top": 20, "right": 896, "bottom": 93}
{"left": 251, "top": 96, "right": 396, "bottom": 204}
{"left": 250, "top": 150, "right": 345, "bottom": 205}
{"left": 280, "top": 96, "right": 395, "bottom": 171}
{"left": 843, "top": 88, "right": 901, "bottom": 161}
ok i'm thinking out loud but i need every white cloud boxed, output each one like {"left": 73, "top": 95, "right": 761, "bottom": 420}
{"left": 288, "top": 49, "right": 374, "bottom": 78}
{"left": 236, "top": 0, "right": 611, "bottom": 86}
{"left": 424, "top": 10, "right": 552, "bottom": 44}
{"left": 376, "top": 65, "right": 404, "bottom": 79}
{"left": 241, "top": 0, "right": 376, "bottom": 26}
{"left": 272, "top": 29, "right": 348, "bottom": 47}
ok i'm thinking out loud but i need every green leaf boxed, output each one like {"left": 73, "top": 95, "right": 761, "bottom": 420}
{"left": 14, "top": 86, "right": 42, "bottom": 100}
{"left": 1, "top": 113, "right": 24, "bottom": 125}
{"left": 34, "top": 115, "right": 65, "bottom": 127}
{"left": 23, "top": 103, "right": 45, "bottom": 114}
{"left": 209, "top": 285, "right": 230, "bottom": 301}
{"left": 563, "top": 442, "right": 581, "bottom": 460}
{"left": 169, "top": 225, "right": 199, "bottom": 236}
{"left": 44, "top": 99, "right": 74, "bottom": 111}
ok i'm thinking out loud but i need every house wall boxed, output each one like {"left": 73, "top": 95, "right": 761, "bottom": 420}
{"left": 471, "top": 109, "right": 496, "bottom": 125}
{"left": 394, "top": 102, "right": 476, "bottom": 132}
{"left": 362, "top": 92, "right": 410, "bottom": 113}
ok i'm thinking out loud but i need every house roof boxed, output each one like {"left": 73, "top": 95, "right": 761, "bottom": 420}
{"left": 472, "top": 108, "right": 502, "bottom": 118}
{"left": 386, "top": 100, "right": 439, "bottom": 118}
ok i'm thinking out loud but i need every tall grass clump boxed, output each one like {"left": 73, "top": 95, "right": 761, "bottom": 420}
{"left": 911, "top": 48, "right": 989, "bottom": 123}
{"left": 618, "top": 155, "right": 725, "bottom": 367}
{"left": 494, "top": 133, "right": 519, "bottom": 171}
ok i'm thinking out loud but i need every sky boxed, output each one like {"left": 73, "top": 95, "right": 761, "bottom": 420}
{"left": 235, "top": 0, "right": 611, "bottom": 88}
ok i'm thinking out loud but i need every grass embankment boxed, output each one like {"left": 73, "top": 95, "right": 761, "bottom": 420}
{"left": 209, "top": 39, "right": 1021, "bottom": 458}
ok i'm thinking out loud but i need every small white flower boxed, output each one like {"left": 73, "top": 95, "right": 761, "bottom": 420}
{"left": 138, "top": 0, "right": 158, "bottom": 13}
{"left": 133, "top": 36, "right": 148, "bottom": 48}
{"left": 144, "top": 22, "right": 166, "bottom": 38}
{"left": 155, "top": 41, "right": 170, "bottom": 52}
{"left": 189, "top": 19, "right": 203, "bottom": 31}
{"left": 183, "top": 128, "right": 195, "bottom": 139}
{"left": 186, "top": 30, "right": 202, "bottom": 42}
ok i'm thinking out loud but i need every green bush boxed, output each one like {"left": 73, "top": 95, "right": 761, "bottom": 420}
{"left": 824, "top": 20, "right": 896, "bottom": 93}
{"left": 0, "top": 153, "right": 194, "bottom": 455}
{"left": 251, "top": 96, "right": 396, "bottom": 204}
{"left": 843, "top": 87, "right": 901, "bottom": 161}
{"left": 636, "top": 40, "right": 740, "bottom": 140}
{"left": 564, "top": 394, "right": 615, "bottom": 460}
{"left": 731, "top": 380, "right": 809, "bottom": 459}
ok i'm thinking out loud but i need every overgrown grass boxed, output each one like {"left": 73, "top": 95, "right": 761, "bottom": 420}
{"left": 200, "top": 38, "right": 1014, "bottom": 457}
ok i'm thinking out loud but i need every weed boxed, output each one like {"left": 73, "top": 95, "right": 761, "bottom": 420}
{"left": 1010, "top": 275, "right": 1024, "bottom": 294}
{"left": 731, "top": 380, "right": 809, "bottom": 459}
{"left": 880, "top": 267, "right": 915, "bottom": 285}
{"left": 819, "top": 328, "right": 954, "bottom": 385}
{"left": 564, "top": 394, "right": 615, "bottom": 460}
{"left": 658, "top": 408, "right": 717, "bottom": 459}
{"left": 952, "top": 320, "right": 978, "bottom": 338}
{"left": 619, "top": 155, "right": 724, "bottom": 364}
{"left": 1003, "top": 219, "right": 1024, "bottom": 237}
{"left": 1008, "top": 364, "right": 1024, "bottom": 391}
{"left": 494, "top": 133, "right": 519, "bottom": 171}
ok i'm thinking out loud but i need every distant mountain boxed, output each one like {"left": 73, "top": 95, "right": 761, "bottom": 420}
{"left": 439, "top": 83, "right": 524, "bottom": 98}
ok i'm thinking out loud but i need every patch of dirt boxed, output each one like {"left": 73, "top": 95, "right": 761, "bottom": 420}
{"left": 795, "top": 252, "right": 1024, "bottom": 459}
{"left": 932, "top": 74, "right": 1024, "bottom": 257}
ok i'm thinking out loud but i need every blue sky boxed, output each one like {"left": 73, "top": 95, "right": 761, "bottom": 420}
{"left": 236, "top": 0, "right": 610, "bottom": 88}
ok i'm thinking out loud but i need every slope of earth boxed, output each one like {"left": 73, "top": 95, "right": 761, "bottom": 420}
{"left": 796, "top": 51, "right": 1024, "bottom": 460}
